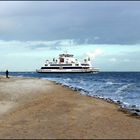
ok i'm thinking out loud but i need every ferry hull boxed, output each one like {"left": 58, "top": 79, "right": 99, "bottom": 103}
{"left": 36, "top": 69, "right": 99, "bottom": 73}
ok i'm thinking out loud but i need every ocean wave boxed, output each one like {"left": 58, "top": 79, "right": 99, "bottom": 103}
{"left": 106, "top": 81, "right": 122, "bottom": 85}
{"left": 17, "top": 75, "right": 24, "bottom": 78}
{"left": 106, "top": 81, "right": 114, "bottom": 85}
{"left": 115, "top": 83, "right": 134, "bottom": 94}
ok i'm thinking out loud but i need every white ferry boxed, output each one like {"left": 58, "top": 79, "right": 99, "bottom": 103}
{"left": 36, "top": 53, "right": 99, "bottom": 73}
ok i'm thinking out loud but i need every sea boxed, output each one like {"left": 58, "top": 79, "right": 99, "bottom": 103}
{"left": 0, "top": 72, "right": 140, "bottom": 114}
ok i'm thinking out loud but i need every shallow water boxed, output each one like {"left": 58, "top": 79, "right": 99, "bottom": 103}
{"left": 1, "top": 72, "right": 140, "bottom": 111}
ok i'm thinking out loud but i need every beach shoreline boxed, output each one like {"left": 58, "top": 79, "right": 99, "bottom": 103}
{"left": 47, "top": 79, "right": 140, "bottom": 117}
{"left": 0, "top": 76, "right": 140, "bottom": 139}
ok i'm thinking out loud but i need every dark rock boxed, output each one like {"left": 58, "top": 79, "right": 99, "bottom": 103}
{"left": 131, "top": 105, "right": 136, "bottom": 108}
{"left": 134, "top": 109, "right": 140, "bottom": 112}
{"left": 117, "top": 100, "right": 121, "bottom": 104}
{"left": 131, "top": 112, "right": 138, "bottom": 116}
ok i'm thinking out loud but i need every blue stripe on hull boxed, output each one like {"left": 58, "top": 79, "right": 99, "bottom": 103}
{"left": 36, "top": 71, "right": 97, "bottom": 73}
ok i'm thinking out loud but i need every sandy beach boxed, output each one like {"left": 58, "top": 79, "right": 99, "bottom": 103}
{"left": 0, "top": 76, "right": 140, "bottom": 139}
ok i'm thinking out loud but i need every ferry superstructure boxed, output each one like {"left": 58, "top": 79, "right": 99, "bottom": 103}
{"left": 36, "top": 53, "right": 99, "bottom": 73}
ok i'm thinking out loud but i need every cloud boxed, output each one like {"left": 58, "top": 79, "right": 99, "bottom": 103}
{"left": 86, "top": 48, "right": 103, "bottom": 59}
{"left": 94, "top": 36, "right": 100, "bottom": 40}
{"left": 0, "top": 18, "right": 17, "bottom": 33}
{"left": 0, "top": 1, "right": 140, "bottom": 43}
{"left": 0, "top": 39, "right": 78, "bottom": 52}
{"left": 109, "top": 58, "right": 117, "bottom": 62}
{"left": 123, "top": 59, "right": 130, "bottom": 62}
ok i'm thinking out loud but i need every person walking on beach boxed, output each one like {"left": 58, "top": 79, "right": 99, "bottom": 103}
{"left": 6, "top": 70, "right": 9, "bottom": 78}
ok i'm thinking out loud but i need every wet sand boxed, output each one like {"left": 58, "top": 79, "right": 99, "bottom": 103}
{"left": 0, "top": 76, "right": 140, "bottom": 139}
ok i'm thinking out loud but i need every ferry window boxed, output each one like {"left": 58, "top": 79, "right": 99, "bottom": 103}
{"left": 60, "top": 58, "right": 64, "bottom": 62}
{"left": 76, "top": 64, "right": 79, "bottom": 66}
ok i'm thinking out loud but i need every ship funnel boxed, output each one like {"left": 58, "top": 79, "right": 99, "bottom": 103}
{"left": 88, "top": 57, "right": 90, "bottom": 61}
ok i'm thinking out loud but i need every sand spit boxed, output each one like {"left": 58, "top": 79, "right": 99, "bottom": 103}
{"left": 0, "top": 77, "right": 52, "bottom": 115}
{"left": 0, "top": 76, "right": 140, "bottom": 139}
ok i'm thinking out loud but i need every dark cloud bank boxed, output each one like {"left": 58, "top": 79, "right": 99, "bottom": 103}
{"left": 0, "top": 1, "right": 140, "bottom": 45}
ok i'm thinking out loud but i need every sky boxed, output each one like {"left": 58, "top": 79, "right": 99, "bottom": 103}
{"left": 0, "top": 1, "right": 140, "bottom": 71}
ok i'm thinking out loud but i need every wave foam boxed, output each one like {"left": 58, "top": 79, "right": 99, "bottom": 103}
{"left": 115, "top": 84, "right": 133, "bottom": 94}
